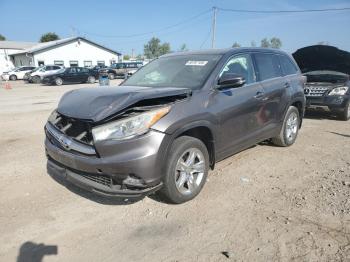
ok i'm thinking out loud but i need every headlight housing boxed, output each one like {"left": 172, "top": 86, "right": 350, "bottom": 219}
{"left": 328, "top": 86, "right": 348, "bottom": 96}
{"left": 92, "top": 106, "right": 170, "bottom": 141}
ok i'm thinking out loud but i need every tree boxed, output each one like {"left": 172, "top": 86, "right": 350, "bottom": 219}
{"left": 260, "top": 37, "right": 282, "bottom": 49}
{"left": 0, "top": 34, "right": 6, "bottom": 41}
{"left": 232, "top": 42, "right": 241, "bottom": 48}
{"left": 270, "top": 37, "right": 282, "bottom": 49}
{"left": 180, "top": 43, "right": 188, "bottom": 51}
{"left": 123, "top": 55, "right": 130, "bottom": 60}
{"left": 40, "top": 32, "right": 60, "bottom": 43}
{"left": 144, "top": 37, "right": 171, "bottom": 59}
{"left": 317, "top": 41, "right": 330, "bottom": 46}
{"left": 250, "top": 40, "right": 256, "bottom": 47}
{"left": 260, "top": 38, "right": 270, "bottom": 48}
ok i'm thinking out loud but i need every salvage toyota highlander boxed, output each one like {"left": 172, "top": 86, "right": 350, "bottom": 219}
{"left": 45, "top": 48, "right": 306, "bottom": 204}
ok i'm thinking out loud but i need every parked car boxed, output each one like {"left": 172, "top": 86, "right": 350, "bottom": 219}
{"left": 26, "top": 65, "right": 64, "bottom": 83}
{"left": 41, "top": 67, "right": 97, "bottom": 85}
{"left": 293, "top": 45, "right": 350, "bottom": 120}
{"left": 106, "top": 62, "right": 143, "bottom": 79}
{"left": 1, "top": 66, "right": 36, "bottom": 81}
{"left": 45, "top": 48, "right": 305, "bottom": 203}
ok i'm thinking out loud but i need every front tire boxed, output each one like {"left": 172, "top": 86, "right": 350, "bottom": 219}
{"left": 272, "top": 106, "right": 300, "bottom": 147}
{"left": 55, "top": 77, "right": 63, "bottom": 86}
{"left": 87, "top": 76, "right": 96, "bottom": 83}
{"left": 158, "top": 136, "right": 209, "bottom": 204}
{"left": 32, "top": 76, "right": 41, "bottom": 84}
{"left": 9, "top": 75, "right": 17, "bottom": 81}
{"left": 108, "top": 73, "right": 115, "bottom": 80}
{"left": 338, "top": 101, "right": 350, "bottom": 121}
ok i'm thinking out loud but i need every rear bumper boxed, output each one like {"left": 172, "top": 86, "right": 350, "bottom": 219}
{"left": 47, "top": 159, "right": 162, "bottom": 198}
{"left": 306, "top": 95, "right": 349, "bottom": 110}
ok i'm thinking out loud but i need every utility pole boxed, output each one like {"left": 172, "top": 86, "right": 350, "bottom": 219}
{"left": 211, "top": 6, "right": 217, "bottom": 48}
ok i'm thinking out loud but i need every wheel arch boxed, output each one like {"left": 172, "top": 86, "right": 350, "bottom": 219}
{"left": 164, "top": 121, "right": 217, "bottom": 170}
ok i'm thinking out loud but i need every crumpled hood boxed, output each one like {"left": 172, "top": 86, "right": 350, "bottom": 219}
{"left": 57, "top": 85, "right": 191, "bottom": 122}
{"left": 293, "top": 45, "right": 350, "bottom": 75}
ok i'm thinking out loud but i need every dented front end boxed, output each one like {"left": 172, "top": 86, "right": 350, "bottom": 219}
{"left": 45, "top": 86, "right": 191, "bottom": 198}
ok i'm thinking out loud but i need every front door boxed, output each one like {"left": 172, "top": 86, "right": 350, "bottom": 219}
{"left": 212, "top": 53, "right": 266, "bottom": 158}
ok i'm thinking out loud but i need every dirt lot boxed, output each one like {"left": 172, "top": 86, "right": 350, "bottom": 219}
{"left": 0, "top": 80, "right": 349, "bottom": 262}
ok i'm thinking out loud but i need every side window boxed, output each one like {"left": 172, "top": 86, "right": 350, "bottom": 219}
{"left": 254, "top": 53, "right": 281, "bottom": 81}
{"left": 69, "top": 68, "right": 77, "bottom": 73}
{"left": 279, "top": 55, "right": 298, "bottom": 75}
{"left": 219, "top": 53, "right": 256, "bottom": 85}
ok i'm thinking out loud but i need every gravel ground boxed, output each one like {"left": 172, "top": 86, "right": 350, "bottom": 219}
{"left": 0, "top": 80, "right": 349, "bottom": 262}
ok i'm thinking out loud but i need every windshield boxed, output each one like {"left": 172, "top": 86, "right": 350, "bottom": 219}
{"left": 122, "top": 54, "right": 221, "bottom": 89}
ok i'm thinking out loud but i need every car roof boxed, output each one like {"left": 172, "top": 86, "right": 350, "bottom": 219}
{"left": 162, "top": 47, "right": 289, "bottom": 57}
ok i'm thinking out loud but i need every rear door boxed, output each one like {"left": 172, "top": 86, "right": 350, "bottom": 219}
{"left": 252, "top": 52, "right": 290, "bottom": 130}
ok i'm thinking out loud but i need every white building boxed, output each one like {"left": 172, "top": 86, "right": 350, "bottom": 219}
{"left": 9, "top": 37, "right": 121, "bottom": 69}
{"left": 0, "top": 41, "right": 36, "bottom": 74}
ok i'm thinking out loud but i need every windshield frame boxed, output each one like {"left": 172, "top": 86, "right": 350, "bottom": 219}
{"left": 122, "top": 54, "right": 222, "bottom": 90}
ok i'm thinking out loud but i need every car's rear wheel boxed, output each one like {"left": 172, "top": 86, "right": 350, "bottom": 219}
{"left": 108, "top": 73, "right": 115, "bottom": 80}
{"left": 87, "top": 76, "right": 96, "bottom": 83}
{"left": 55, "top": 77, "right": 63, "bottom": 86}
{"left": 272, "top": 106, "right": 300, "bottom": 147}
{"left": 338, "top": 101, "right": 350, "bottom": 121}
{"left": 158, "top": 136, "right": 209, "bottom": 204}
{"left": 32, "top": 76, "right": 41, "bottom": 84}
{"left": 9, "top": 75, "right": 17, "bottom": 81}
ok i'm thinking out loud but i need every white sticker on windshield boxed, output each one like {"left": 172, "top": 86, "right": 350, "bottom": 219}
{"left": 185, "top": 61, "right": 208, "bottom": 66}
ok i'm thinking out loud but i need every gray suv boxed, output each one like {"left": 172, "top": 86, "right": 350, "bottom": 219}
{"left": 45, "top": 48, "right": 305, "bottom": 204}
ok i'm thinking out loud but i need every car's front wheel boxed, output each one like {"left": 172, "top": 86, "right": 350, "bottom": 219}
{"left": 108, "top": 73, "right": 115, "bottom": 80}
{"left": 159, "top": 136, "right": 209, "bottom": 204}
{"left": 32, "top": 76, "right": 41, "bottom": 84}
{"left": 272, "top": 106, "right": 300, "bottom": 147}
{"left": 55, "top": 77, "right": 63, "bottom": 86}
{"left": 87, "top": 76, "right": 96, "bottom": 83}
{"left": 9, "top": 75, "right": 17, "bottom": 81}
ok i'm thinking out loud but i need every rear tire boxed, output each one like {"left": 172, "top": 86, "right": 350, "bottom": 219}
{"left": 338, "top": 101, "right": 350, "bottom": 121}
{"left": 158, "top": 136, "right": 209, "bottom": 204}
{"left": 9, "top": 75, "right": 17, "bottom": 81}
{"left": 272, "top": 106, "right": 300, "bottom": 147}
{"left": 55, "top": 77, "right": 63, "bottom": 86}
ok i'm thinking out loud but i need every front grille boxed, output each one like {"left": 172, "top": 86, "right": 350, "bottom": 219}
{"left": 80, "top": 173, "right": 112, "bottom": 187}
{"left": 51, "top": 112, "right": 94, "bottom": 145}
{"left": 305, "top": 86, "right": 329, "bottom": 97}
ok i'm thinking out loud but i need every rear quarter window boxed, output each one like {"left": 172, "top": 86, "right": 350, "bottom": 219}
{"left": 254, "top": 53, "right": 282, "bottom": 81}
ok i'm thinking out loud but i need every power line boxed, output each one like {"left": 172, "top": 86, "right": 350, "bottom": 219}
{"left": 217, "top": 6, "right": 350, "bottom": 13}
{"left": 78, "top": 9, "right": 211, "bottom": 38}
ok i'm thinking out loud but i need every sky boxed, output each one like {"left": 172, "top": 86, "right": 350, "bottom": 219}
{"left": 0, "top": 0, "right": 350, "bottom": 55}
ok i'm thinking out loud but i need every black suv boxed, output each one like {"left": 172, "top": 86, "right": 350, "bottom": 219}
{"left": 41, "top": 67, "right": 98, "bottom": 86}
{"left": 293, "top": 45, "right": 350, "bottom": 120}
{"left": 45, "top": 48, "right": 305, "bottom": 203}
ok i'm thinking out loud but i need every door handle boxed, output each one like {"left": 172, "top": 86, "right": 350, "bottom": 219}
{"left": 254, "top": 91, "right": 265, "bottom": 99}
{"left": 284, "top": 82, "right": 290, "bottom": 88}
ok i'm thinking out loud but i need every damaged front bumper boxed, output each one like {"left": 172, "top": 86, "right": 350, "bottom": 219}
{"left": 47, "top": 158, "right": 163, "bottom": 198}
{"left": 45, "top": 123, "right": 170, "bottom": 199}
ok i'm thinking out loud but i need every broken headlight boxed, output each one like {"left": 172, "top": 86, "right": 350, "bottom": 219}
{"left": 328, "top": 86, "right": 348, "bottom": 96}
{"left": 92, "top": 106, "right": 170, "bottom": 141}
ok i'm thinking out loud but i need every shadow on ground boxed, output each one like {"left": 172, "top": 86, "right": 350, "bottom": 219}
{"left": 17, "top": 242, "right": 58, "bottom": 262}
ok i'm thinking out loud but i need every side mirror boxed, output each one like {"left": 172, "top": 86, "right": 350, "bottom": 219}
{"left": 217, "top": 73, "right": 245, "bottom": 89}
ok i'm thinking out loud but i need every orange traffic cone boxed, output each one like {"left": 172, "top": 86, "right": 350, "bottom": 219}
{"left": 4, "top": 81, "right": 12, "bottom": 90}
